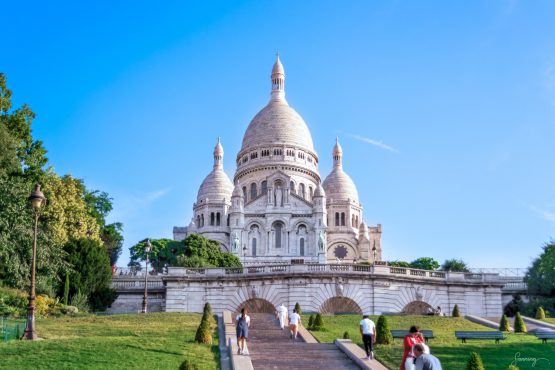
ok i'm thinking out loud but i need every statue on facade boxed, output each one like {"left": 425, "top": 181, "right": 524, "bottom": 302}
{"left": 318, "top": 231, "right": 326, "bottom": 252}
{"left": 232, "top": 232, "right": 240, "bottom": 252}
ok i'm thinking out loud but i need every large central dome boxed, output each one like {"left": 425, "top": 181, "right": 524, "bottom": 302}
{"left": 239, "top": 56, "right": 315, "bottom": 154}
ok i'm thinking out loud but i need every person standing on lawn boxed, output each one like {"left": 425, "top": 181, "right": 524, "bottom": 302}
{"left": 401, "top": 326, "right": 425, "bottom": 370}
{"left": 289, "top": 308, "right": 301, "bottom": 340}
{"left": 413, "top": 344, "right": 442, "bottom": 370}
{"left": 359, "top": 314, "right": 376, "bottom": 360}
{"left": 236, "top": 308, "right": 251, "bottom": 355}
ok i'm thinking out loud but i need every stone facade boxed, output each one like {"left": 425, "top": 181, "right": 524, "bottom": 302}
{"left": 173, "top": 56, "right": 382, "bottom": 264}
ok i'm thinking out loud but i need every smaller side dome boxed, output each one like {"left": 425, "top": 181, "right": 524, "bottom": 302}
{"left": 196, "top": 138, "right": 233, "bottom": 203}
{"left": 323, "top": 138, "right": 359, "bottom": 202}
{"left": 314, "top": 182, "right": 326, "bottom": 197}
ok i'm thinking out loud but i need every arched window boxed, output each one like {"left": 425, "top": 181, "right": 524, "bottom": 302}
{"left": 300, "top": 238, "right": 305, "bottom": 256}
{"left": 201, "top": 214, "right": 204, "bottom": 227}
{"left": 309, "top": 186, "right": 313, "bottom": 200}
{"left": 261, "top": 181, "right": 267, "bottom": 194}
{"left": 299, "top": 183, "right": 306, "bottom": 199}
{"left": 252, "top": 238, "right": 257, "bottom": 257}
{"left": 242, "top": 186, "right": 247, "bottom": 200}
{"left": 197, "top": 215, "right": 200, "bottom": 227}
{"left": 335, "top": 212, "right": 340, "bottom": 226}
{"left": 216, "top": 212, "right": 221, "bottom": 226}
{"left": 341, "top": 212, "right": 346, "bottom": 226}
{"left": 352, "top": 214, "right": 355, "bottom": 227}
{"left": 227, "top": 214, "right": 230, "bottom": 226}
{"left": 355, "top": 215, "right": 359, "bottom": 227}
{"left": 210, "top": 212, "right": 215, "bottom": 226}
{"left": 250, "top": 183, "right": 257, "bottom": 199}
{"left": 274, "top": 222, "right": 283, "bottom": 248}
{"left": 290, "top": 181, "right": 296, "bottom": 194}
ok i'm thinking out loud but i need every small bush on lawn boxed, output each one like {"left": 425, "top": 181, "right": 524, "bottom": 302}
{"left": 466, "top": 352, "right": 485, "bottom": 370}
{"left": 452, "top": 304, "right": 461, "bottom": 317}
{"left": 294, "top": 302, "right": 302, "bottom": 315}
{"left": 536, "top": 306, "right": 546, "bottom": 320}
{"left": 308, "top": 314, "right": 314, "bottom": 329}
{"left": 201, "top": 309, "right": 216, "bottom": 329}
{"left": 35, "top": 295, "right": 57, "bottom": 317}
{"left": 376, "top": 315, "right": 393, "bottom": 344}
{"left": 514, "top": 312, "right": 527, "bottom": 333}
{"left": 179, "top": 358, "right": 197, "bottom": 370}
{"left": 195, "top": 319, "right": 212, "bottom": 344}
{"left": 499, "top": 314, "right": 510, "bottom": 332}
{"left": 0, "top": 286, "right": 27, "bottom": 317}
{"left": 312, "top": 313, "right": 324, "bottom": 331}
{"left": 343, "top": 331, "right": 350, "bottom": 339}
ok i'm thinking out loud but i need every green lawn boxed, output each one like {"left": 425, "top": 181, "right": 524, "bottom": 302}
{"left": 543, "top": 318, "right": 555, "bottom": 325}
{"left": 303, "top": 315, "right": 555, "bottom": 370}
{"left": 0, "top": 313, "right": 219, "bottom": 369}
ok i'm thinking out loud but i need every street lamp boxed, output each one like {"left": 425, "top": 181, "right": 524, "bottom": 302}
{"left": 142, "top": 239, "right": 152, "bottom": 313}
{"left": 23, "top": 184, "right": 46, "bottom": 340}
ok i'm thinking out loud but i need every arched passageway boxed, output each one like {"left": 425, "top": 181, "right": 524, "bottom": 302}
{"left": 236, "top": 298, "right": 276, "bottom": 314}
{"left": 320, "top": 297, "right": 362, "bottom": 314}
{"left": 402, "top": 301, "right": 433, "bottom": 315}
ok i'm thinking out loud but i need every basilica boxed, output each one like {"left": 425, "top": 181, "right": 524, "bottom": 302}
{"left": 173, "top": 56, "right": 382, "bottom": 265}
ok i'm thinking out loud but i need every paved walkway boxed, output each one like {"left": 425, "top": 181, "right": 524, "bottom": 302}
{"left": 246, "top": 313, "right": 361, "bottom": 370}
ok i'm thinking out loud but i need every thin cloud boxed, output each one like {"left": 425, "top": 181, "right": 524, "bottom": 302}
{"left": 346, "top": 133, "right": 399, "bottom": 153}
{"left": 529, "top": 205, "right": 555, "bottom": 222}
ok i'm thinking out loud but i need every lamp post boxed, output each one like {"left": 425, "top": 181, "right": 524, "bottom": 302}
{"left": 142, "top": 239, "right": 152, "bottom": 313}
{"left": 23, "top": 184, "right": 46, "bottom": 340}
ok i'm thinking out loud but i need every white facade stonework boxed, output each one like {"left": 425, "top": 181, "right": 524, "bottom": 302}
{"left": 173, "top": 56, "right": 382, "bottom": 264}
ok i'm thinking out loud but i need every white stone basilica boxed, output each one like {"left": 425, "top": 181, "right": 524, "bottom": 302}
{"left": 173, "top": 56, "right": 382, "bottom": 265}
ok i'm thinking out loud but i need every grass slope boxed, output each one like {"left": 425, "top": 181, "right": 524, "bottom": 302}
{"left": 0, "top": 313, "right": 219, "bottom": 369}
{"left": 304, "top": 315, "right": 554, "bottom": 370}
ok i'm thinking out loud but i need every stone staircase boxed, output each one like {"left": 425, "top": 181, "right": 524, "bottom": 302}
{"left": 246, "top": 313, "right": 361, "bottom": 370}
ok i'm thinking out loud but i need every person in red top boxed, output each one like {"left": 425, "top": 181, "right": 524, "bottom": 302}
{"left": 400, "top": 326, "right": 425, "bottom": 370}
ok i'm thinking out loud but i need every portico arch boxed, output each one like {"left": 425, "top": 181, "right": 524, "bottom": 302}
{"left": 236, "top": 298, "right": 276, "bottom": 314}
{"left": 402, "top": 301, "right": 433, "bottom": 315}
{"left": 320, "top": 297, "right": 362, "bottom": 314}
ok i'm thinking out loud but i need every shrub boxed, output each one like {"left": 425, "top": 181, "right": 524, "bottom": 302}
{"left": 89, "top": 287, "right": 118, "bottom": 311}
{"left": 71, "top": 290, "right": 90, "bottom": 312}
{"left": 452, "top": 304, "right": 461, "bottom": 317}
{"left": 179, "top": 359, "right": 197, "bottom": 370}
{"left": 466, "top": 352, "right": 485, "bottom": 370}
{"left": 308, "top": 314, "right": 314, "bottom": 329}
{"left": 201, "top": 310, "right": 216, "bottom": 329}
{"left": 343, "top": 331, "right": 350, "bottom": 339}
{"left": 499, "top": 314, "right": 510, "bottom": 332}
{"left": 294, "top": 302, "right": 302, "bottom": 315}
{"left": 514, "top": 312, "right": 527, "bottom": 333}
{"left": 312, "top": 313, "right": 324, "bottom": 331}
{"left": 536, "top": 306, "right": 546, "bottom": 320}
{"left": 195, "top": 320, "right": 212, "bottom": 344}
{"left": 35, "top": 295, "right": 56, "bottom": 317}
{"left": 203, "top": 302, "right": 213, "bottom": 315}
{"left": 376, "top": 315, "right": 393, "bottom": 344}
{"left": 0, "top": 286, "right": 27, "bottom": 317}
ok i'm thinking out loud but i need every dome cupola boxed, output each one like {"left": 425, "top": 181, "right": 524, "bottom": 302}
{"left": 322, "top": 138, "right": 359, "bottom": 202}
{"left": 196, "top": 138, "right": 233, "bottom": 203}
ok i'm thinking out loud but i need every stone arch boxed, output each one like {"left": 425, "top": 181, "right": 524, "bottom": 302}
{"left": 320, "top": 297, "right": 362, "bottom": 314}
{"left": 237, "top": 298, "right": 276, "bottom": 314}
{"left": 402, "top": 301, "right": 434, "bottom": 315}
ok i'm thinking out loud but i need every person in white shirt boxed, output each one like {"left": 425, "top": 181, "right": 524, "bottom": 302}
{"left": 235, "top": 308, "right": 251, "bottom": 355}
{"left": 276, "top": 303, "right": 288, "bottom": 330}
{"left": 288, "top": 308, "right": 301, "bottom": 340}
{"left": 359, "top": 314, "right": 376, "bottom": 360}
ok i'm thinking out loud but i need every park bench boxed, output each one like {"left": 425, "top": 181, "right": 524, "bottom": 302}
{"left": 390, "top": 329, "right": 435, "bottom": 342}
{"left": 535, "top": 329, "right": 555, "bottom": 343}
{"left": 455, "top": 331, "right": 506, "bottom": 343}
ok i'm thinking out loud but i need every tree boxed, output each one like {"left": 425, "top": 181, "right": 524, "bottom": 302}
{"left": 195, "top": 319, "right": 212, "bottom": 344}
{"left": 313, "top": 313, "right": 324, "bottom": 331}
{"left": 130, "top": 238, "right": 186, "bottom": 270}
{"left": 513, "top": 312, "right": 527, "bottom": 333}
{"left": 294, "top": 302, "right": 302, "bottom": 315}
{"left": 441, "top": 259, "right": 470, "bottom": 272}
{"left": 452, "top": 304, "right": 461, "bottom": 317}
{"left": 63, "top": 273, "right": 70, "bottom": 305}
{"left": 466, "top": 352, "right": 485, "bottom": 370}
{"left": 170, "top": 234, "right": 241, "bottom": 269}
{"left": 524, "top": 241, "right": 555, "bottom": 297}
{"left": 536, "top": 306, "right": 546, "bottom": 320}
{"left": 410, "top": 257, "right": 440, "bottom": 271}
{"left": 376, "top": 315, "right": 393, "bottom": 344}
{"left": 499, "top": 315, "right": 510, "bottom": 332}
{"left": 388, "top": 261, "right": 410, "bottom": 267}
{"left": 308, "top": 315, "right": 314, "bottom": 329}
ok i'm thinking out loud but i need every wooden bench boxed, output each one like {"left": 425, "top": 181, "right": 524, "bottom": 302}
{"left": 390, "top": 330, "right": 435, "bottom": 342}
{"left": 455, "top": 331, "right": 506, "bottom": 343}
{"left": 535, "top": 330, "right": 555, "bottom": 343}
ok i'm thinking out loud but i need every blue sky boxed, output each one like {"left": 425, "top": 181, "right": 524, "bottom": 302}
{"left": 3, "top": 1, "right": 555, "bottom": 268}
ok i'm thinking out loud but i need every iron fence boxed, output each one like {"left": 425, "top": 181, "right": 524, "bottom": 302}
{"left": 1, "top": 317, "right": 25, "bottom": 342}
